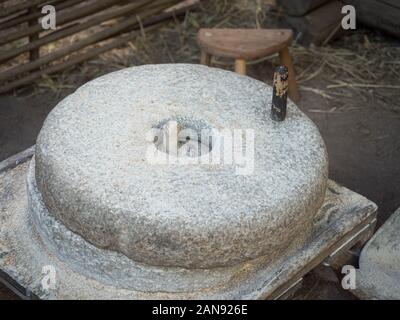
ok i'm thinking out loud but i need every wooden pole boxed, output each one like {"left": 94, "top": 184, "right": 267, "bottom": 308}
{"left": 0, "top": 0, "right": 78, "bottom": 30}
{"left": 0, "top": 0, "right": 57, "bottom": 19}
{"left": 0, "top": 5, "right": 172, "bottom": 82}
{"left": 0, "top": 9, "right": 27, "bottom": 25}
{"left": 134, "top": 2, "right": 198, "bottom": 29}
{"left": 0, "top": 1, "right": 196, "bottom": 93}
{"left": 0, "top": 26, "right": 161, "bottom": 95}
{"left": 0, "top": 0, "right": 154, "bottom": 64}
{"left": 28, "top": 7, "right": 40, "bottom": 62}
{"left": 0, "top": 0, "right": 127, "bottom": 46}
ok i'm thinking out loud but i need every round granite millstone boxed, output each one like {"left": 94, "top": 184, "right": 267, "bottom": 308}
{"left": 31, "top": 64, "right": 328, "bottom": 269}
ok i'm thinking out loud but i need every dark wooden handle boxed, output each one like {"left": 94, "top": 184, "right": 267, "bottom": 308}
{"left": 271, "top": 65, "right": 289, "bottom": 122}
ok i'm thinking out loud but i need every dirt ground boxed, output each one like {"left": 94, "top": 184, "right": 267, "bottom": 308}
{"left": 0, "top": 283, "right": 18, "bottom": 300}
{"left": 0, "top": 0, "right": 399, "bottom": 300}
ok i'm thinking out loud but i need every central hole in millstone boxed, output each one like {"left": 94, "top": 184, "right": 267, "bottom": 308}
{"left": 153, "top": 118, "right": 213, "bottom": 157}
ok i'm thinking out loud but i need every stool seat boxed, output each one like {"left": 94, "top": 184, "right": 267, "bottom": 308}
{"left": 197, "top": 29, "right": 293, "bottom": 60}
{"left": 197, "top": 28, "right": 300, "bottom": 102}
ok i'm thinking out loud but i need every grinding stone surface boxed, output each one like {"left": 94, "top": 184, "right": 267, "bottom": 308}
{"left": 355, "top": 207, "right": 400, "bottom": 299}
{"left": 34, "top": 64, "right": 328, "bottom": 268}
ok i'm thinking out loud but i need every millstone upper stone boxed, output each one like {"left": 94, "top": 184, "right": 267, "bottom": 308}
{"left": 31, "top": 64, "right": 328, "bottom": 269}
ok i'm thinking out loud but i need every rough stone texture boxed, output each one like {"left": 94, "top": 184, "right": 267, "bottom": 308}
{"left": 0, "top": 161, "right": 377, "bottom": 299}
{"left": 33, "top": 64, "right": 328, "bottom": 269}
{"left": 354, "top": 207, "right": 400, "bottom": 299}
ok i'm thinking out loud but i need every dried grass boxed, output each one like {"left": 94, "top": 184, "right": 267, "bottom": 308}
{"left": 292, "top": 41, "right": 400, "bottom": 95}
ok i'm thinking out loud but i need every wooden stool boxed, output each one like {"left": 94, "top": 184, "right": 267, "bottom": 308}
{"left": 197, "top": 28, "right": 300, "bottom": 102}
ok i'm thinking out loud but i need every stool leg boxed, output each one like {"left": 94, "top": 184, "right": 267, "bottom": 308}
{"left": 279, "top": 47, "right": 300, "bottom": 102}
{"left": 200, "top": 50, "right": 211, "bottom": 66}
{"left": 235, "top": 59, "right": 246, "bottom": 75}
